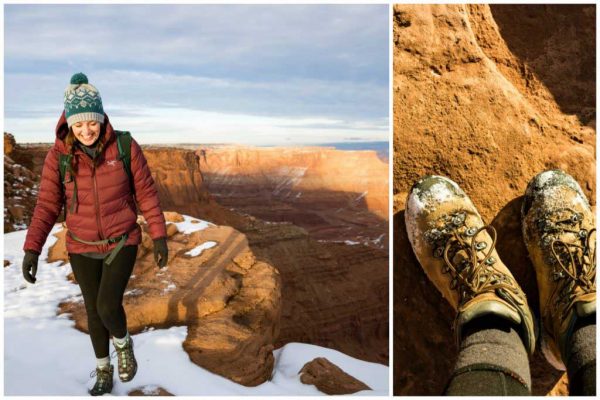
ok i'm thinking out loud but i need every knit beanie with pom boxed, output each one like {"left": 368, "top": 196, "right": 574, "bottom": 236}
{"left": 64, "top": 72, "right": 105, "bottom": 127}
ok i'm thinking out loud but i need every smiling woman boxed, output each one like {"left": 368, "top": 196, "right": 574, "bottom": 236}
{"left": 72, "top": 121, "right": 101, "bottom": 146}
{"left": 21, "top": 72, "right": 169, "bottom": 396}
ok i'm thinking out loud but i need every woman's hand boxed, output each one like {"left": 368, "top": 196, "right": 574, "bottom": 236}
{"left": 153, "top": 238, "right": 168, "bottom": 268}
{"left": 22, "top": 250, "right": 40, "bottom": 283}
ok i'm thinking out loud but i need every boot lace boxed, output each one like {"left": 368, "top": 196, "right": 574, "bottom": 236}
{"left": 111, "top": 338, "right": 135, "bottom": 373}
{"left": 539, "top": 208, "right": 596, "bottom": 319}
{"left": 425, "top": 211, "right": 523, "bottom": 303}
{"left": 90, "top": 366, "right": 111, "bottom": 390}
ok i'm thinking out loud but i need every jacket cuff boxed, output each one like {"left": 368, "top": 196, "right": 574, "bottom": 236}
{"left": 23, "top": 248, "right": 41, "bottom": 256}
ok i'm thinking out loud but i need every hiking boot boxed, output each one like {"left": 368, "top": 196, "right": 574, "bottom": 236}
{"left": 522, "top": 170, "right": 596, "bottom": 370}
{"left": 89, "top": 364, "right": 113, "bottom": 396}
{"left": 405, "top": 175, "right": 536, "bottom": 354}
{"left": 112, "top": 335, "right": 138, "bottom": 382}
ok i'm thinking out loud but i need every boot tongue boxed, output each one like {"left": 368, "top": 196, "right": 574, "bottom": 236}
{"left": 452, "top": 250, "right": 470, "bottom": 270}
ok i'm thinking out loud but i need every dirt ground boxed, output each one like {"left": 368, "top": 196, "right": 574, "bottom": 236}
{"left": 393, "top": 4, "right": 595, "bottom": 395}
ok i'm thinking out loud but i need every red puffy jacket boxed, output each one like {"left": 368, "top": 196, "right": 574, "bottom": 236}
{"left": 23, "top": 111, "right": 166, "bottom": 255}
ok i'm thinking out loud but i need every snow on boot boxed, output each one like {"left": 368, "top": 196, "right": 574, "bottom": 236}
{"left": 405, "top": 175, "right": 536, "bottom": 354}
{"left": 89, "top": 364, "right": 113, "bottom": 396}
{"left": 112, "top": 335, "right": 138, "bottom": 382}
{"left": 522, "top": 170, "right": 596, "bottom": 370}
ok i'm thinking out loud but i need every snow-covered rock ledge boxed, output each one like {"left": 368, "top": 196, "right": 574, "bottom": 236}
{"left": 4, "top": 214, "right": 388, "bottom": 395}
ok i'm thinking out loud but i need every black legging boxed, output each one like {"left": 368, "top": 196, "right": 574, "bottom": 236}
{"left": 69, "top": 245, "right": 138, "bottom": 359}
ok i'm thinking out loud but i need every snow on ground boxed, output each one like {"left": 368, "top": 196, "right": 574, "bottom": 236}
{"left": 170, "top": 214, "right": 215, "bottom": 235}
{"left": 184, "top": 241, "right": 217, "bottom": 257}
{"left": 4, "top": 222, "right": 388, "bottom": 396}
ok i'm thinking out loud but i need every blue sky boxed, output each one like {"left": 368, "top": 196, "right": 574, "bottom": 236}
{"left": 5, "top": 5, "right": 389, "bottom": 145}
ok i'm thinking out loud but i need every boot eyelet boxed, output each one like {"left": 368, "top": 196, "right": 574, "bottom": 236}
{"left": 579, "top": 230, "right": 588, "bottom": 238}
{"left": 484, "top": 256, "right": 496, "bottom": 265}
{"left": 452, "top": 213, "right": 465, "bottom": 226}
{"left": 475, "top": 242, "right": 487, "bottom": 250}
{"left": 465, "top": 227, "right": 477, "bottom": 236}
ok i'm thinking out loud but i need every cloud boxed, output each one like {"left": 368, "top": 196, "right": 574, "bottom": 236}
{"left": 5, "top": 106, "right": 389, "bottom": 145}
{"left": 5, "top": 4, "right": 389, "bottom": 145}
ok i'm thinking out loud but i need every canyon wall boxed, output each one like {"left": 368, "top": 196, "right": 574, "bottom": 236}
{"left": 198, "top": 146, "right": 389, "bottom": 249}
{"left": 393, "top": 4, "right": 595, "bottom": 395}
{"left": 6, "top": 140, "right": 389, "bottom": 366}
{"left": 145, "top": 147, "right": 389, "bottom": 364}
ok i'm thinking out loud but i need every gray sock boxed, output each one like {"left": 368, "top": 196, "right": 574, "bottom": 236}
{"left": 96, "top": 356, "right": 110, "bottom": 368}
{"left": 113, "top": 332, "right": 129, "bottom": 348}
{"left": 453, "top": 316, "right": 531, "bottom": 391}
{"left": 566, "top": 318, "right": 596, "bottom": 395}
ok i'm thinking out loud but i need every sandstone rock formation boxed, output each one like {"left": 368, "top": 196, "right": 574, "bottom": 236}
{"left": 393, "top": 4, "right": 594, "bottom": 395}
{"left": 299, "top": 357, "right": 371, "bottom": 395}
{"left": 4, "top": 133, "right": 39, "bottom": 233}
{"left": 198, "top": 146, "right": 388, "bottom": 249}
{"left": 244, "top": 221, "right": 389, "bottom": 365}
{"left": 144, "top": 147, "right": 389, "bottom": 365}
{"left": 13, "top": 142, "right": 389, "bottom": 369}
{"left": 57, "top": 212, "right": 281, "bottom": 386}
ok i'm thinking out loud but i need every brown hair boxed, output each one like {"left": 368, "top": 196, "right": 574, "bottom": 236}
{"left": 64, "top": 123, "right": 106, "bottom": 173}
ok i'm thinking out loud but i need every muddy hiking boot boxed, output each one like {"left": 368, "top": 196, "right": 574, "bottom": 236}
{"left": 522, "top": 170, "right": 596, "bottom": 370}
{"left": 89, "top": 364, "right": 114, "bottom": 396}
{"left": 112, "top": 335, "right": 138, "bottom": 382}
{"left": 405, "top": 175, "right": 536, "bottom": 354}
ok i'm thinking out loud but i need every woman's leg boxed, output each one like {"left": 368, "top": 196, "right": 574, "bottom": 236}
{"left": 69, "top": 254, "right": 110, "bottom": 359}
{"left": 96, "top": 245, "right": 138, "bottom": 338}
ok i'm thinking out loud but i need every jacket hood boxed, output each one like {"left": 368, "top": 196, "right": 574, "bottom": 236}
{"left": 54, "top": 110, "right": 115, "bottom": 153}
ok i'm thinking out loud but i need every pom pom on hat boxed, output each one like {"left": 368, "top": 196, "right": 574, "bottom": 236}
{"left": 70, "top": 72, "right": 89, "bottom": 85}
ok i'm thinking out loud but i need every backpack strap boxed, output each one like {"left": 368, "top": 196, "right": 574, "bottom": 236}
{"left": 58, "top": 153, "right": 72, "bottom": 186}
{"left": 58, "top": 153, "right": 77, "bottom": 215}
{"left": 115, "top": 130, "right": 135, "bottom": 196}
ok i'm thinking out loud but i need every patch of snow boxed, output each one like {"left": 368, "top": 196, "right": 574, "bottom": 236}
{"left": 536, "top": 170, "right": 556, "bottom": 188}
{"left": 344, "top": 240, "right": 360, "bottom": 245}
{"left": 141, "top": 385, "right": 161, "bottom": 395}
{"left": 124, "top": 288, "right": 143, "bottom": 297}
{"left": 162, "top": 283, "right": 177, "bottom": 294}
{"left": 4, "top": 224, "right": 388, "bottom": 396}
{"left": 373, "top": 234, "right": 385, "bottom": 244}
{"left": 405, "top": 176, "right": 464, "bottom": 256}
{"left": 171, "top": 215, "right": 215, "bottom": 235}
{"left": 184, "top": 241, "right": 217, "bottom": 257}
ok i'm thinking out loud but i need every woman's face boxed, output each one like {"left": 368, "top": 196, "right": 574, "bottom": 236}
{"left": 72, "top": 120, "right": 101, "bottom": 146}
